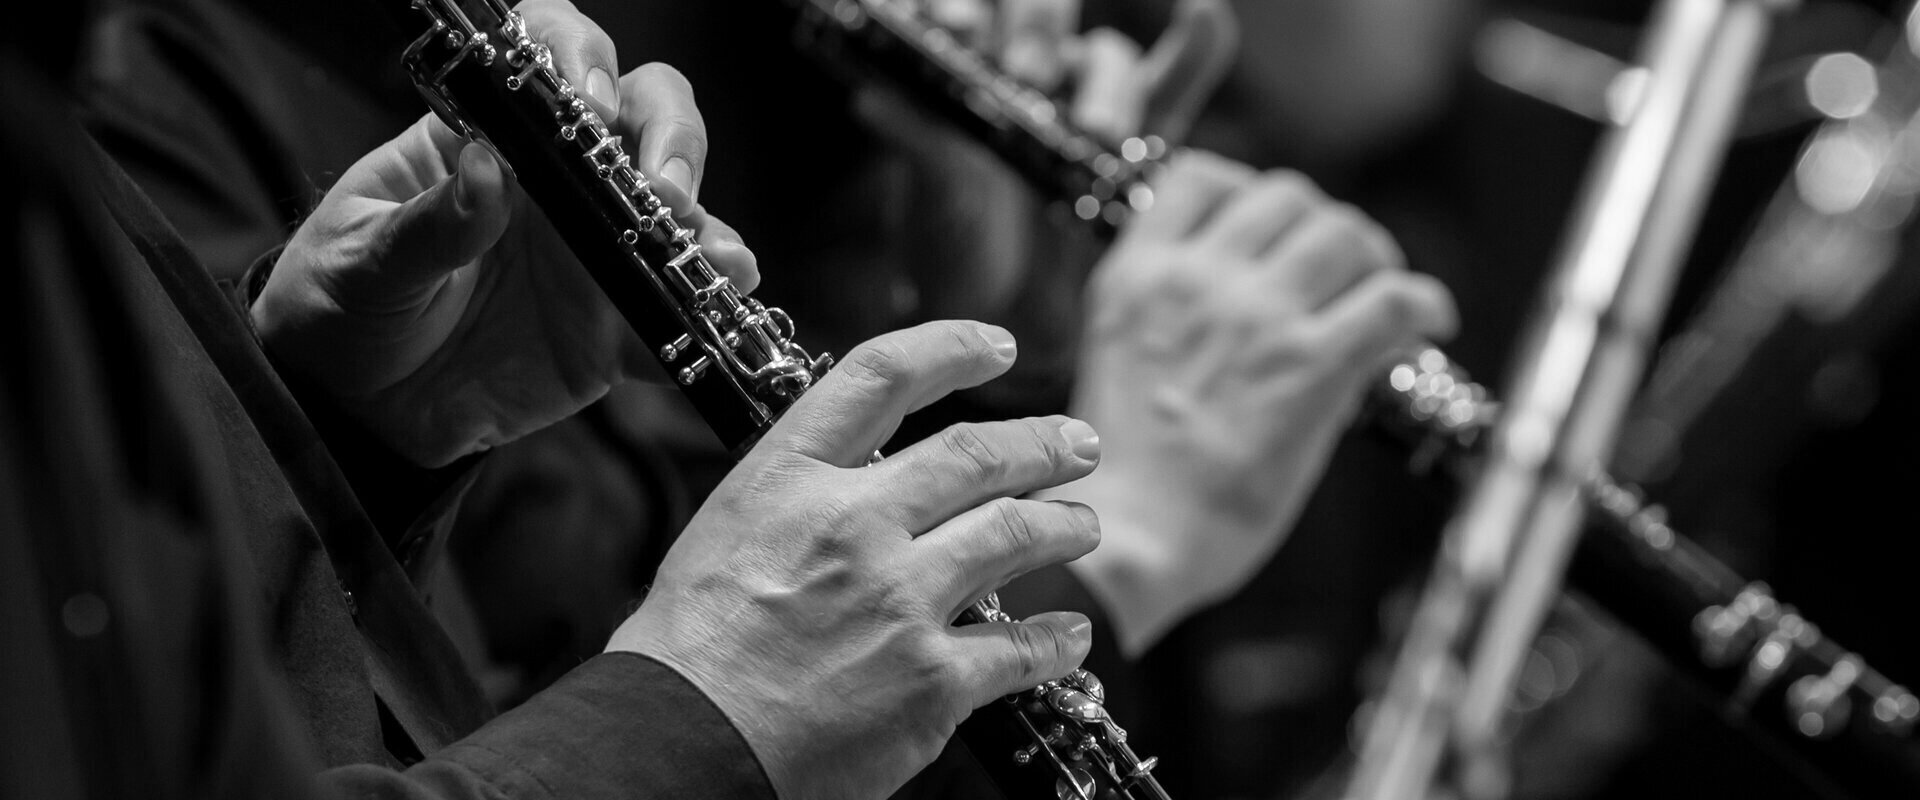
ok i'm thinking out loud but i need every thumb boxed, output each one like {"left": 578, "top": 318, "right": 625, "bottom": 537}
{"left": 374, "top": 141, "right": 512, "bottom": 292}
{"left": 1139, "top": 0, "right": 1239, "bottom": 144}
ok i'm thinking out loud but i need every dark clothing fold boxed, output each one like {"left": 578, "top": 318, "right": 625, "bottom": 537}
{"left": 0, "top": 60, "right": 775, "bottom": 800}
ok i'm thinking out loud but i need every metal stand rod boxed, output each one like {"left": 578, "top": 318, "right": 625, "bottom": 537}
{"left": 1343, "top": 2, "right": 1789, "bottom": 799}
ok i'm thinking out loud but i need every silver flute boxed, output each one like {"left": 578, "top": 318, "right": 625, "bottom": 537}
{"left": 1345, "top": 0, "right": 1785, "bottom": 797}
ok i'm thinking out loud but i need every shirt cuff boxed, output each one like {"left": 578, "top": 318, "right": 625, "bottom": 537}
{"left": 429, "top": 651, "right": 778, "bottom": 800}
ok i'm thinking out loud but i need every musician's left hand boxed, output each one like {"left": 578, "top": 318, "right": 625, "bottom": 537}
{"left": 1036, "top": 155, "right": 1459, "bottom": 655}
{"left": 252, "top": 0, "right": 752, "bottom": 467}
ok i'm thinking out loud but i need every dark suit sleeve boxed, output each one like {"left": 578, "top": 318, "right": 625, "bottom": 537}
{"left": 318, "top": 654, "right": 775, "bottom": 799}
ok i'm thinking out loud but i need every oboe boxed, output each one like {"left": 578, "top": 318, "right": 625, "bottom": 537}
{"left": 785, "top": 0, "right": 1920, "bottom": 795}
{"left": 788, "top": 0, "right": 1163, "bottom": 236}
{"left": 382, "top": 2, "right": 1160, "bottom": 799}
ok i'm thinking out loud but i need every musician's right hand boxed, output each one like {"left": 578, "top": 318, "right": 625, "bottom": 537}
{"left": 920, "top": 0, "right": 1237, "bottom": 143}
{"left": 606, "top": 321, "right": 1102, "bottom": 800}
{"left": 859, "top": 0, "right": 1238, "bottom": 402}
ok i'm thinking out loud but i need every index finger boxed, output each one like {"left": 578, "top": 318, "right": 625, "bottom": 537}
{"left": 517, "top": 0, "right": 622, "bottom": 120}
{"left": 759, "top": 321, "right": 1019, "bottom": 467}
{"left": 620, "top": 63, "right": 709, "bottom": 206}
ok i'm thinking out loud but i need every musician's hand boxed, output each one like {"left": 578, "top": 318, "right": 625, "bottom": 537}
{"left": 865, "top": 0, "right": 1237, "bottom": 347}
{"left": 1036, "top": 153, "right": 1459, "bottom": 655}
{"left": 921, "top": 0, "right": 1237, "bottom": 142}
{"left": 251, "top": 0, "right": 752, "bottom": 466}
{"left": 608, "top": 321, "right": 1102, "bottom": 800}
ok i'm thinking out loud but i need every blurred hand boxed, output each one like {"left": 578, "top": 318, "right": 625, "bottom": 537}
{"left": 609, "top": 321, "right": 1103, "bottom": 800}
{"left": 865, "top": 0, "right": 1238, "bottom": 340}
{"left": 252, "top": 0, "right": 753, "bottom": 466}
{"left": 920, "top": 0, "right": 1237, "bottom": 143}
{"left": 1037, "top": 153, "right": 1459, "bottom": 655}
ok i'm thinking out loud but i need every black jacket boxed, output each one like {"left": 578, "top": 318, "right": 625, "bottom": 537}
{"left": 0, "top": 61, "right": 775, "bottom": 799}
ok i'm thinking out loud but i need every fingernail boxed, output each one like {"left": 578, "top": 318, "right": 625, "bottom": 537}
{"left": 1059, "top": 419, "right": 1100, "bottom": 462}
{"left": 1028, "top": 611, "right": 1092, "bottom": 640}
{"left": 979, "top": 325, "right": 1017, "bottom": 359}
{"left": 1064, "top": 613, "right": 1093, "bottom": 641}
{"left": 452, "top": 165, "right": 473, "bottom": 215}
{"left": 585, "top": 67, "right": 619, "bottom": 118}
{"left": 1068, "top": 503, "right": 1100, "bottom": 532}
{"left": 661, "top": 157, "right": 695, "bottom": 200}
{"left": 453, "top": 143, "right": 484, "bottom": 213}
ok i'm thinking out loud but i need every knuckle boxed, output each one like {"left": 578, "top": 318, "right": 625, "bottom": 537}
{"left": 633, "top": 61, "right": 695, "bottom": 95}
{"left": 1379, "top": 281, "right": 1421, "bottom": 320}
{"left": 903, "top": 630, "right": 958, "bottom": 693}
{"left": 1146, "top": 265, "right": 1204, "bottom": 309}
{"left": 660, "top": 115, "right": 710, "bottom": 161}
{"left": 539, "top": 17, "right": 608, "bottom": 58}
{"left": 934, "top": 320, "right": 995, "bottom": 367}
{"left": 1213, "top": 155, "right": 1261, "bottom": 185}
{"left": 906, "top": 631, "right": 962, "bottom": 687}
{"left": 1223, "top": 281, "right": 1278, "bottom": 319}
{"left": 942, "top": 424, "right": 1006, "bottom": 484}
{"left": 1173, "top": 150, "right": 1254, "bottom": 188}
{"left": 798, "top": 494, "right": 868, "bottom": 555}
{"left": 919, "top": 634, "right": 961, "bottom": 687}
{"left": 857, "top": 574, "right": 915, "bottom": 625}
{"left": 1089, "top": 247, "right": 1168, "bottom": 304}
{"left": 1319, "top": 203, "right": 1374, "bottom": 237}
{"left": 841, "top": 340, "right": 914, "bottom": 393}
{"left": 1335, "top": 205, "right": 1396, "bottom": 254}
{"left": 1007, "top": 622, "right": 1062, "bottom": 682}
{"left": 1260, "top": 169, "right": 1323, "bottom": 203}
{"left": 1408, "top": 270, "right": 1451, "bottom": 301}
{"left": 922, "top": 656, "right": 973, "bottom": 726}
{"left": 515, "top": 0, "right": 573, "bottom": 18}
{"left": 1304, "top": 205, "right": 1400, "bottom": 269}
{"left": 1363, "top": 227, "right": 1407, "bottom": 272}
{"left": 987, "top": 497, "right": 1037, "bottom": 553}
{"left": 1004, "top": 625, "right": 1041, "bottom": 683}
{"left": 1027, "top": 417, "right": 1072, "bottom": 469}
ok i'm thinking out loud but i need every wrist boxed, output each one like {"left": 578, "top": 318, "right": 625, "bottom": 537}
{"left": 608, "top": 612, "right": 806, "bottom": 799}
{"left": 250, "top": 272, "right": 477, "bottom": 468}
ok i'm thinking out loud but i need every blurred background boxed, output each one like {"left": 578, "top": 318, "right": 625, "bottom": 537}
{"left": 74, "top": 0, "right": 1920, "bottom": 796}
